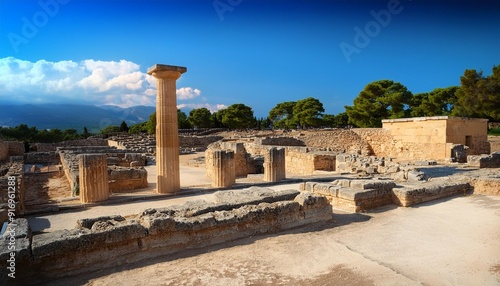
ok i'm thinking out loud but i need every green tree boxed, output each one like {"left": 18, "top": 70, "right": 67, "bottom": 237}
{"left": 345, "top": 80, "right": 412, "bottom": 127}
{"left": 293, "top": 97, "right": 325, "bottom": 128}
{"left": 410, "top": 87, "right": 458, "bottom": 117}
{"left": 63, "top": 129, "right": 80, "bottom": 141}
{"left": 119, "top": 121, "right": 129, "bottom": 132}
{"left": 128, "top": 122, "right": 148, "bottom": 134}
{"left": 99, "top": 125, "right": 120, "bottom": 136}
{"left": 178, "top": 109, "right": 191, "bottom": 129}
{"left": 211, "top": 109, "right": 226, "bottom": 128}
{"left": 268, "top": 101, "right": 296, "bottom": 129}
{"left": 146, "top": 112, "right": 156, "bottom": 134}
{"left": 452, "top": 65, "right": 500, "bottom": 121}
{"left": 82, "top": 127, "right": 90, "bottom": 138}
{"left": 321, "top": 114, "right": 336, "bottom": 127}
{"left": 188, "top": 108, "right": 212, "bottom": 128}
{"left": 222, "top": 104, "right": 256, "bottom": 129}
{"left": 334, "top": 112, "right": 349, "bottom": 128}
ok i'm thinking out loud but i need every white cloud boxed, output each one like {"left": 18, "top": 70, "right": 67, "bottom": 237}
{"left": 176, "top": 87, "right": 201, "bottom": 100}
{"left": 0, "top": 57, "right": 226, "bottom": 109}
{"left": 177, "top": 103, "right": 228, "bottom": 113}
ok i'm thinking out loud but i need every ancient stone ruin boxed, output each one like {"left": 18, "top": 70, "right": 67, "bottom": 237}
{"left": 0, "top": 67, "right": 499, "bottom": 286}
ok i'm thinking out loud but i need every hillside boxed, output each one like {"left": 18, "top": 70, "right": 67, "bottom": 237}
{"left": 0, "top": 104, "right": 155, "bottom": 132}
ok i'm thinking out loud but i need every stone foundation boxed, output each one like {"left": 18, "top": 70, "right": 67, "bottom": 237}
{"left": 467, "top": 152, "right": 500, "bottom": 168}
{"left": 0, "top": 188, "right": 332, "bottom": 284}
{"left": 468, "top": 177, "right": 500, "bottom": 195}
{"left": 301, "top": 178, "right": 471, "bottom": 212}
{"left": 108, "top": 167, "right": 148, "bottom": 192}
{"left": 0, "top": 141, "right": 25, "bottom": 162}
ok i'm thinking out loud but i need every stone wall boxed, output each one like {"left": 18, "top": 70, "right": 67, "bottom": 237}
{"left": 468, "top": 177, "right": 500, "bottom": 195}
{"left": 108, "top": 167, "right": 148, "bottom": 192}
{"left": 378, "top": 117, "right": 490, "bottom": 160}
{"left": 336, "top": 154, "right": 401, "bottom": 175}
{"left": 0, "top": 141, "right": 25, "bottom": 162}
{"left": 467, "top": 152, "right": 500, "bottom": 168}
{"left": 33, "top": 138, "right": 108, "bottom": 152}
{"left": 24, "top": 152, "right": 60, "bottom": 165}
{"left": 107, "top": 134, "right": 223, "bottom": 154}
{"left": 57, "top": 146, "right": 148, "bottom": 193}
{"left": 285, "top": 148, "right": 336, "bottom": 176}
{"left": 302, "top": 178, "right": 471, "bottom": 212}
{"left": 0, "top": 159, "right": 25, "bottom": 225}
{"left": 0, "top": 188, "right": 332, "bottom": 283}
{"left": 300, "top": 130, "right": 371, "bottom": 155}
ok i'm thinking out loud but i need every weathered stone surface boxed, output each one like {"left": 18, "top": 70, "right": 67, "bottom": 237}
{"left": 213, "top": 187, "right": 300, "bottom": 207}
{"left": 9, "top": 187, "right": 331, "bottom": 283}
{"left": 407, "top": 170, "right": 428, "bottom": 182}
{"left": 392, "top": 182, "right": 470, "bottom": 207}
{"left": 468, "top": 177, "right": 500, "bottom": 195}
{"left": 79, "top": 154, "right": 109, "bottom": 203}
{"left": 468, "top": 152, "right": 500, "bottom": 168}
{"left": 149, "top": 64, "right": 186, "bottom": 194}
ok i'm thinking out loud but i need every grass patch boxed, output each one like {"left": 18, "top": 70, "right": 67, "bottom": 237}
{"left": 488, "top": 128, "right": 500, "bottom": 136}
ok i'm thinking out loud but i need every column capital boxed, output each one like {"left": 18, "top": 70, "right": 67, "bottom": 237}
{"left": 147, "top": 64, "right": 187, "bottom": 79}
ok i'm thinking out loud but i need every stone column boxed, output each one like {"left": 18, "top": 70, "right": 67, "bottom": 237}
{"left": 264, "top": 147, "right": 286, "bottom": 182}
{"left": 212, "top": 150, "right": 235, "bottom": 188}
{"left": 147, "top": 64, "right": 187, "bottom": 194}
{"left": 79, "top": 154, "right": 109, "bottom": 203}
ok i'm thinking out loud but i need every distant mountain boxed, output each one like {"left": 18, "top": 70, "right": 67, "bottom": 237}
{"left": 0, "top": 104, "right": 155, "bottom": 132}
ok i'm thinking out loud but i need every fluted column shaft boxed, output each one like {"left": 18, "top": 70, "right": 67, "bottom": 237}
{"left": 264, "top": 147, "right": 286, "bottom": 182}
{"left": 79, "top": 154, "right": 109, "bottom": 203}
{"left": 148, "top": 64, "right": 187, "bottom": 194}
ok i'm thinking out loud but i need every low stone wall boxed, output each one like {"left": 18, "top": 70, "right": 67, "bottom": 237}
{"left": 302, "top": 178, "right": 471, "bottom": 212}
{"left": 108, "top": 167, "right": 148, "bottom": 192}
{"left": 301, "top": 179, "right": 396, "bottom": 212}
{"left": 58, "top": 146, "right": 148, "bottom": 194}
{"left": 24, "top": 152, "right": 60, "bottom": 165}
{"left": 336, "top": 154, "right": 400, "bottom": 175}
{"left": 392, "top": 181, "right": 471, "bottom": 207}
{"left": 286, "top": 148, "right": 336, "bottom": 176}
{"left": 467, "top": 152, "right": 500, "bottom": 168}
{"left": 0, "top": 141, "right": 25, "bottom": 162}
{"left": 469, "top": 177, "right": 500, "bottom": 195}
{"left": 107, "top": 134, "right": 223, "bottom": 154}
{"left": 32, "top": 138, "right": 108, "bottom": 152}
{"left": 0, "top": 188, "right": 332, "bottom": 284}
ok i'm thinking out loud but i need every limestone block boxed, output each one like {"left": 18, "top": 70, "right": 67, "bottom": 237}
{"left": 407, "top": 170, "right": 428, "bottom": 182}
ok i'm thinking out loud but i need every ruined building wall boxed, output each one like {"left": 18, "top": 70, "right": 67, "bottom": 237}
{"left": 0, "top": 141, "right": 25, "bottom": 161}
{"left": 446, "top": 118, "right": 490, "bottom": 155}
{"left": 33, "top": 138, "right": 108, "bottom": 152}
{"left": 381, "top": 117, "right": 448, "bottom": 160}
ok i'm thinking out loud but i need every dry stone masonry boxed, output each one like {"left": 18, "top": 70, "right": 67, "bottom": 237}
{"left": 0, "top": 188, "right": 332, "bottom": 284}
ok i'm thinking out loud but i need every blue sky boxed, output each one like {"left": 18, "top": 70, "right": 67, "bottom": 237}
{"left": 0, "top": 0, "right": 499, "bottom": 118}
